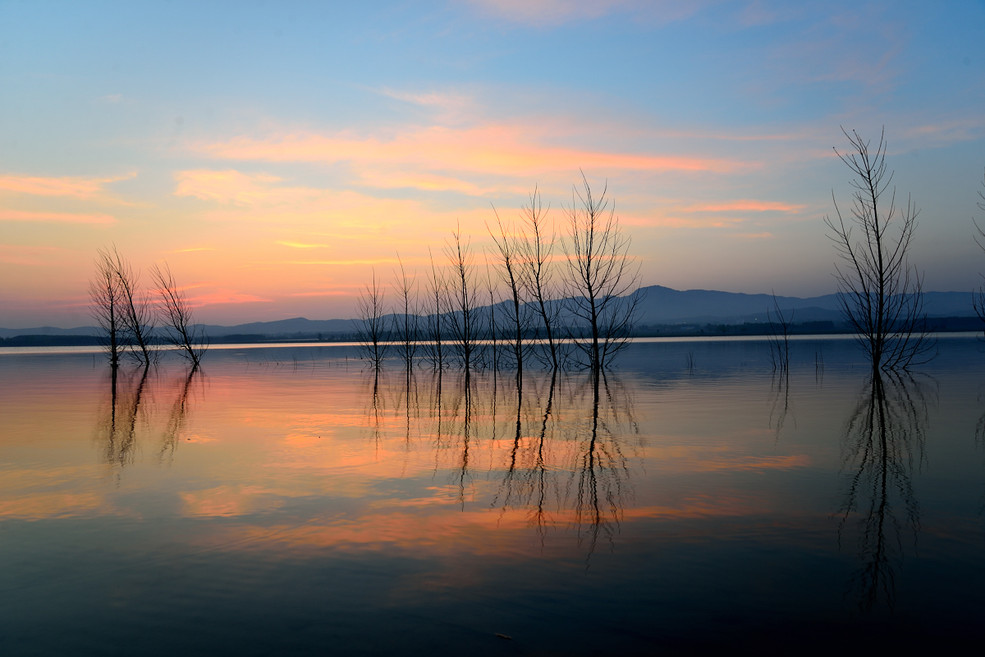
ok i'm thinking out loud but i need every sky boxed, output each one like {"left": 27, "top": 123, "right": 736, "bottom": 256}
{"left": 1, "top": 0, "right": 984, "bottom": 328}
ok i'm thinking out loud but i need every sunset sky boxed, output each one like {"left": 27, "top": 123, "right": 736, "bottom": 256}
{"left": 2, "top": 0, "right": 983, "bottom": 327}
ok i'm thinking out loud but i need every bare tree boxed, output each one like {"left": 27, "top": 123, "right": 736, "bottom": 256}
{"left": 766, "top": 292, "right": 791, "bottom": 374}
{"left": 518, "top": 187, "right": 563, "bottom": 370}
{"left": 563, "top": 173, "right": 641, "bottom": 372}
{"left": 446, "top": 223, "right": 479, "bottom": 375}
{"left": 973, "top": 169, "right": 985, "bottom": 326}
{"left": 151, "top": 262, "right": 207, "bottom": 367}
{"left": 825, "top": 128, "right": 930, "bottom": 371}
{"left": 393, "top": 255, "right": 419, "bottom": 372}
{"left": 89, "top": 246, "right": 124, "bottom": 368}
{"left": 422, "top": 249, "right": 448, "bottom": 371}
{"left": 355, "top": 269, "right": 389, "bottom": 370}
{"left": 111, "top": 250, "right": 155, "bottom": 366}
{"left": 488, "top": 207, "right": 530, "bottom": 376}
{"left": 484, "top": 265, "right": 501, "bottom": 371}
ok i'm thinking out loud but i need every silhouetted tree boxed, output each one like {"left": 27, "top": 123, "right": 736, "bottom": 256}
{"left": 518, "top": 187, "right": 563, "bottom": 370}
{"left": 111, "top": 249, "right": 155, "bottom": 366}
{"left": 151, "top": 262, "right": 207, "bottom": 367}
{"left": 825, "top": 128, "right": 930, "bottom": 371}
{"left": 355, "top": 269, "right": 389, "bottom": 370}
{"left": 89, "top": 246, "right": 125, "bottom": 368}
{"left": 766, "top": 292, "right": 791, "bottom": 374}
{"left": 422, "top": 249, "right": 448, "bottom": 370}
{"left": 446, "top": 223, "right": 479, "bottom": 375}
{"left": 393, "top": 255, "right": 419, "bottom": 372}
{"left": 973, "top": 169, "right": 985, "bottom": 327}
{"left": 488, "top": 208, "right": 529, "bottom": 376}
{"left": 563, "top": 173, "right": 641, "bottom": 372}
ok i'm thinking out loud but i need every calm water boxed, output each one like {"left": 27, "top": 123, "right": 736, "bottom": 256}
{"left": 2, "top": 337, "right": 985, "bottom": 655}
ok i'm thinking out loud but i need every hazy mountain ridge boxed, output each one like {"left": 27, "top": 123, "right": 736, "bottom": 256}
{"left": 1, "top": 285, "right": 979, "bottom": 340}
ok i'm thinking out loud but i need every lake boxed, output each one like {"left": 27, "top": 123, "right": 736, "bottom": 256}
{"left": 2, "top": 336, "right": 985, "bottom": 655}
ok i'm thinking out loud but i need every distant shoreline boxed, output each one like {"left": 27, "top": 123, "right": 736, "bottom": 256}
{"left": 2, "top": 315, "right": 980, "bottom": 348}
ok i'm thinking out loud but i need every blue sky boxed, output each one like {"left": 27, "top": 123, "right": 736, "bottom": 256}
{"left": 1, "top": 0, "right": 983, "bottom": 326}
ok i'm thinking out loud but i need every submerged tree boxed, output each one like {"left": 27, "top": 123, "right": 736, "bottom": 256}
{"left": 446, "top": 223, "right": 480, "bottom": 375}
{"left": 519, "top": 187, "right": 563, "bottom": 370}
{"left": 563, "top": 173, "right": 641, "bottom": 372}
{"left": 393, "top": 255, "right": 419, "bottom": 372}
{"left": 766, "top": 292, "right": 791, "bottom": 375}
{"left": 355, "top": 269, "right": 390, "bottom": 370}
{"left": 825, "top": 128, "right": 930, "bottom": 371}
{"left": 107, "top": 248, "right": 155, "bottom": 366}
{"left": 151, "top": 262, "right": 207, "bottom": 367}
{"left": 89, "top": 247, "right": 125, "bottom": 368}
{"left": 488, "top": 206, "right": 529, "bottom": 376}
{"left": 422, "top": 249, "right": 448, "bottom": 371}
{"left": 973, "top": 169, "right": 985, "bottom": 328}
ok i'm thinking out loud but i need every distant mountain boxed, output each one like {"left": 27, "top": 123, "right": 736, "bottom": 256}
{"left": 1, "top": 286, "right": 979, "bottom": 341}
{"left": 632, "top": 286, "right": 977, "bottom": 326}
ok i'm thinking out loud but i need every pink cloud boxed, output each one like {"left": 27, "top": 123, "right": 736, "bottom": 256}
{"left": 681, "top": 200, "right": 806, "bottom": 213}
{"left": 174, "top": 169, "right": 318, "bottom": 206}
{"left": 188, "top": 291, "right": 273, "bottom": 307}
{"left": 0, "top": 209, "right": 116, "bottom": 225}
{"left": 193, "top": 125, "right": 742, "bottom": 178}
{"left": 0, "top": 172, "right": 135, "bottom": 199}
{"left": 465, "top": 0, "right": 703, "bottom": 27}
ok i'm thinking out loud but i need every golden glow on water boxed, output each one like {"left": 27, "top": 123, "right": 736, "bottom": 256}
{"left": 3, "top": 341, "right": 985, "bottom": 652}
{"left": 0, "top": 352, "right": 830, "bottom": 543}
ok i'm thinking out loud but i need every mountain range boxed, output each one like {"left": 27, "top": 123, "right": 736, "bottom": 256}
{"left": 1, "top": 285, "right": 980, "bottom": 341}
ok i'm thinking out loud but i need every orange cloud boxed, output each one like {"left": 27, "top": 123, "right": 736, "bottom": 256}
{"left": 269, "top": 258, "right": 401, "bottom": 267}
{"left": 682, "top": 200, "right": 806, "bottom": 213}
{"left": 276, "top": 241, "right": 332, "bottom": 249}
{"left": 354, "top": 168, "right": 493, "bottom": 196}
{"left": 621, "top": 213, "right": 745, "bottom": 229}
{"left": 288, "top": 289, "right": 358, "bottom": 297}
{"left": 193, "top": 125, "right": 742, "bottom": 178}
{"left": 0, "top": 244, "right": 66, "bottom": 265}
{"left": 174, "top": 169, "right": 319, "bottom": 206}
{"left": 0, "top": 209, "right": 116, "bottom": 224}
{"left": 0, "top": 172, "right": 135, "bottom": 199}
{"left": 188, "top": 291, "right": 273, "bottom": 307}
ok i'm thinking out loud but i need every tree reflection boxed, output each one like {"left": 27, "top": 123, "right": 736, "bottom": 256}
{"left": 769, "top": 368, "right": 792, "bottom": 441}
{"left": 98, "top": 364, "right": 150, "bottom": 471}
{"left": 372, "top": 367, "right": 639, "bottom": 560}
{"left": 838, "top": 370, "right": 932, "bottom": 612}
{"left": 159, "top": 367, "right": 204, "bottom": 464}
{"left": 95, "top": 364, "right": 202, "bottom": 473}
{"left": 573, "top": 371, "right": 633, "bottom": 558}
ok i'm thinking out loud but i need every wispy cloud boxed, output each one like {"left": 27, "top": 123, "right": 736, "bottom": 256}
{"left": 353, "top": 168, "right": 494, "bottom": 196}
{"left": 464, "top": 0, "right": 703, "bottom": 27}
{"left": 0, "top": 244, "right": 66, "bottom": 266}
{"left": 192, "top": 125, "right": 745, "bottom": 181}
{"left": 0, "top": 173, "right": 135, "bottom": 199}
{"left": 188, "top": 291, "right": 272, "bottom": 307}
{"left": 681, "top": 200, "right": 806, "bottom": 213}
{"left": 288, "top": 289, "right": 357, "bottom": 297}
{"left": 174, "top": 170, "right": 320, "bottom": 206}
{"left": 276, "top": 241, "right": 332, "bottom": 249}
{"left": 267, "top": 258, "right": 401, "bottom": 267}
{"left": 170, "top": 246, "right": 217, "bottom": 253}
{"left": 0, "top": 209, "right": 116, "bottom": 225}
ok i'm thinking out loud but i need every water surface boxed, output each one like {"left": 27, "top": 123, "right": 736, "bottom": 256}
{"left": 2, "top": 338, "right": 984, "bottom": 654}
